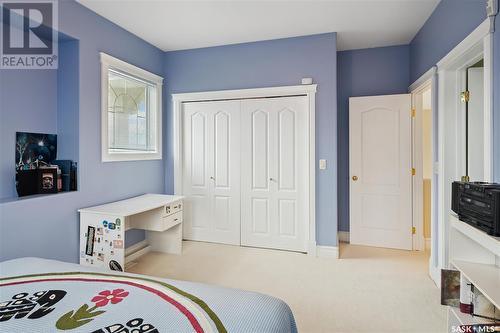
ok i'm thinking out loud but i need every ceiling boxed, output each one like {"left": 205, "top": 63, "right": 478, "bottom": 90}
{"left": 77, "top": 0, "right": 440, "bottom": 52}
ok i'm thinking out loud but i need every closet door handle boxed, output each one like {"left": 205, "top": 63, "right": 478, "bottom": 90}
{"left": 269, "top": 177, "right": 276, "bottom": 182}
{"left": 210, "top": 176, "right": 215, "bottom": 181}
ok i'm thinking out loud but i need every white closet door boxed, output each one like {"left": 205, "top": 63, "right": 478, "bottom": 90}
{"left": 182, "top": 100, "right": 241, "bottom": 245}
{"left": 241, "top": 96, "right": 308, "bottom": 252}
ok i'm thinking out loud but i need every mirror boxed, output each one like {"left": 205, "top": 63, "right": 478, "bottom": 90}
{"left": 465, "top": 59, "right": 484, "bottom": 182}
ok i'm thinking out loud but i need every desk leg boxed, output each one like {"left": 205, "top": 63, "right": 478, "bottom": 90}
{"left": 146, "top": 223, "right": 182, "bottom": 254}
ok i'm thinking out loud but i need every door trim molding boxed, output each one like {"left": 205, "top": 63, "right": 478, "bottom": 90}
{"left": 173, "top": 84, "right": 317, "bottom": 252}
{"left": 409, "top": 66, "right": 436, "bottom": 93}
{"left": 338, "top": 231, "right": 350, "bottom": 243}
{"left": 435, "top": 18, "right": 493, "bottom": 271}
{"left": 410, "top": 78, "right": 433, "bottom": 252}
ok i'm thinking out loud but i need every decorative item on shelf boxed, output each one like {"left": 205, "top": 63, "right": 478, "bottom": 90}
{"left": 70, "top": 161, "right": 78, "bottom": 191}
{"left": 16, "top": 167, "right": 58, "bottom": 196}
{"left": 472, "top": 286, "right": 500, "bottom": 321}
{"left": 16, "top": 132, "right": 57, "bottom": 171}
{"left": 441, "top": 269, "right": 460, "bottom": 307}
{"left": 53, "top": 160, "right": 72, "bottom": 192}
{"left": 459, "top": 274, "right": 474, "bottom": 314}
{"left": 15, "top": 132, "right": 78, "bottom": 197}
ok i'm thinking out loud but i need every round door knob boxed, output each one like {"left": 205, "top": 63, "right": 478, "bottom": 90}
{"left": 352, "top": 176, "right": 358, "bottom": 181}
{"left": 210, "top": 176, "right": 215, "bottom": 180}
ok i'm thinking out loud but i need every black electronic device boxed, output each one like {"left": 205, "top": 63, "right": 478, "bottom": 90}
{"left": 451, "top": 181, "right": 500, "bottom": 236}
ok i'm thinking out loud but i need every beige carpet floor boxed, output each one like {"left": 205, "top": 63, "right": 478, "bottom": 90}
{"left": 128, "top": 241, "right": 447, "bottom": 333}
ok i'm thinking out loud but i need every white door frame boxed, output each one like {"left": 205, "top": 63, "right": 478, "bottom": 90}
{"left": 410, "top": 19, "right": 493, "bottom": 287}
{"left": 410, "top": 68, "right": 441, "bottom": 286}
{"left": 410, "top": 75, "right": 433, "bottom": 253}
{"left": 172, "top": 84, "right": 317, "bottom": 253}
{"left": 437, "top": 19, "right": 493, "bottom": 276}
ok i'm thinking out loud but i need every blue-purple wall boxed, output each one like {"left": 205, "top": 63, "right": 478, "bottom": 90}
{"left": 337, "top": 45, "right": 410, "bottom": 232}
{"left": 0, "top": 1, "right": 164, "bottom": 262}
{"left": 409, "top": 0, "right": 486, "bottom": 83}
{"left": 0, "top": 54, "right": 58, "bottom": 199}
{"left": 163, "top": 33, "right": 338, "bottom": 246}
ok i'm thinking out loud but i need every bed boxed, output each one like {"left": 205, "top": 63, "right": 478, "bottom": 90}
{"left": 0, "top": 257, "right": 297, "bottom": 333}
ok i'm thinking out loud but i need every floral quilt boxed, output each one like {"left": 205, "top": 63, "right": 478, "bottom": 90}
{"left": 0, "top": 258, "right": 297, "bottom": 333}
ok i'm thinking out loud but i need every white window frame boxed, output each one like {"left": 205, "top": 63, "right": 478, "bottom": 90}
{"left": 100, "top": 52, "right": 163, "bottom": 162}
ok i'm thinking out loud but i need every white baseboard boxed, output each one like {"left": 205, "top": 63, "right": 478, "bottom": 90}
{"left": 425, "top": 238, "right": 431, "bottom": 250}
{"left": 338, "top": 231, "right": 350, "bottom": 243}
{"left": 429, "top": 262, "right": 441, "bottom": 289}
{"left": 316, "top": 245, "right": 339, "bottom": 259}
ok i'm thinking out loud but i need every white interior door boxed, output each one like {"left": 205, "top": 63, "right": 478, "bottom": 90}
{"left": 241, "top": 96, "right": 308, "bottom": 252}
{"left": 182, "top": 100, "right": 241, "bottom": 245}
{"left": 349, "top": 94, "right": 413, "bottom": 250}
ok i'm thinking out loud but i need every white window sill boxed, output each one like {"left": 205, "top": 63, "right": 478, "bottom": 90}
{"left": 102, "top": 151, "right": 162, "bottom": 162}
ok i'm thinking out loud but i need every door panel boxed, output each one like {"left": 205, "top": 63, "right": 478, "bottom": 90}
{"left": 251, "top": 110, "right": 270, "bottom": 190}
{"left": 279, "top": 199, "right": 296, "bottom": 236}
{"left": 252, "top": 198, "right": 270, "bottom": 234}
{"left": 241, "top": 96, "right": 308, "bottom": 252}
{"left": 349, "top": 94, "right": 412, "bottom": 250}
{"left": 182, "top": 100, "right": 241, "bottom": 245}
{"left": 361, "top": 108, "right": 399, "bottom": 185}
{"left": 213, "top": 195, "right": 230, "bottom": 230}
{"left": 278, "top": 109, "right": 296, "bottom": 191}
{"left": 191, "top": 112, "right": 207, "bottom": 187}
{"left": 190, "top": 194, "right": 209, "bottom": 228}
{"left": 214, "top": 111, "right": 230, "bottom": 188}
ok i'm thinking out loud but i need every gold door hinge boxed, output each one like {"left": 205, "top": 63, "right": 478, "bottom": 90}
{"left": 412, "top": 226, "right": 416, "bottom": 235}
{"left": 460, "top": 91, "right": 470, "bottom": 103}
{"left": 411, "top": 168, "right": 416, "bottom": 176}
{"left": 411, "top": 108, "right": 416, "bottom": 118}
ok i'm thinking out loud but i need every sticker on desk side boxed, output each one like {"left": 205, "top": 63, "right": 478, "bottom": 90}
{"left": 113, "top": 240, "right": 124, "bottom": 249}
{"left": 85, "top": 226, "right": 95, "bottom": 256}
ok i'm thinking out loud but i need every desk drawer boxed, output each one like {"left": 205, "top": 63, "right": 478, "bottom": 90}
{"left": 160, "top": 211, "right": 182, "bottom": 231}
{"left": 164, "top": 201, "right": 183, "bottom": 216}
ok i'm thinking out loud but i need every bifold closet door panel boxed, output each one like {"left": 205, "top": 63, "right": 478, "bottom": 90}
{"left": 240, "top": 96, "right": 309, "bottom": 252}
{"left": 182, "top": 100, "right": 241, "bottom": 245}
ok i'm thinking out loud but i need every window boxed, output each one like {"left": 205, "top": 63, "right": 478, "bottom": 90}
{"left": 101, "top": 53, "right": 163, "bottom": 162}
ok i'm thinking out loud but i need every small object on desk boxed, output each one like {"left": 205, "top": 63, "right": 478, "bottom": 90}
{"left": 78, "top": 194, "right": 184, "bottom": 272}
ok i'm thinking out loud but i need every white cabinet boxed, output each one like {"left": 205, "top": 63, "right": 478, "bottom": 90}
{"left": 181, "top": 95, "right": 310, "bottom": 252}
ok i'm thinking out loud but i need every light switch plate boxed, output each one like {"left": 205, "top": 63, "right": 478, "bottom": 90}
{"left": 319, "top": 159, "right": 327, "bottom": 170}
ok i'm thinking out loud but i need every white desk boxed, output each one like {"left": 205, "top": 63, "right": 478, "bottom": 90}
{"left": 78, "top": 194, "right": 183, "bottom": 272}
